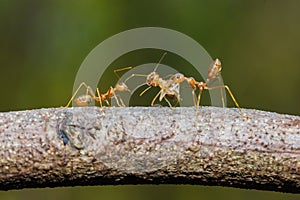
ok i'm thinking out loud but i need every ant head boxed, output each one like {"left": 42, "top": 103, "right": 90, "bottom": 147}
{"left": 75, "top": 95, "right": 93, "bottom": 106}
{"left": 172, "top": 73, "right": 185, "bottom": 84}
{"left": 146, "top": 72, "right": 160, "bottom": 86}
{"left": 115, "top": 82, "right": 130, "bottom": 92}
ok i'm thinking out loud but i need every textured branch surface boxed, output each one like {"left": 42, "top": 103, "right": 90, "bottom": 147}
{"left": 0, "top": 107, "right": 299, "bottom": 193}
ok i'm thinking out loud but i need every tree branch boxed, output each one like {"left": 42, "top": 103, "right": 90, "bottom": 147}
{"left": 0, "top": 107, "right": 299, "bottom": 193}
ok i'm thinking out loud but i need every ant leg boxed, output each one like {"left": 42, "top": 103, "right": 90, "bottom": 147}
{"left": 223, "top": 85, "right": 248, "bottom": 118}
{"left": 172, "top": 92, "right": 181, "bottom": 107}
{"left": 123, "top": 73, "right": 148, "bottom": 84}
{"left": 105, "top": 99, "right": 110, "bottom": 106}
{"left": 151, "top": 90, "right": 162, "bottom": 106}
{"left": 159, "top": 90, "right": 176, "bottom": 108}
{"left": 115, "top": 94, "right": 126, "bottom": 107}
{"left": 63, "top": 82, "right": 93, "bottom": 108}
{"left": 206, "top": 85, "right": 248, "bottom": 119}
{"left": 173, "top": 99, "right": 180, "bottom": 107}
{"left": 163, "top": 96, "right": 173, "bottom": 108}
{"left": 112, "top": 94, "right": 122, "bottom": 107}
{"left": 217, "top": 76, "right": 225, "bottom": 107}
{"left": 114, "top": 66, "right": 133, "bottom": 91}
{"left": 96, "top": 88, "right": 104, "bottom": 111}
{"left": 193, "top": 87, "right": 203, "bottom": 126}
{"left": 128, "top": 82, "right": 147, "bottom": 95}
{"left": 119, "top": 97, "right": 125, "bottom": 107}
{"left": 196, "top": 87, "right": 203, "bottom": 114}
{"left": 140, "top": 85, "right": 152, "bottom": 96}
{"left": 191, "top": 89, "right": 197, "bottom": 108}
{"left": 121, "top": 72, "right": 149, "bottom": 95}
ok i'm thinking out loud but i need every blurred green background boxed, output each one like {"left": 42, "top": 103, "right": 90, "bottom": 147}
{"left": 0, "top": 0, "right": 299, "bottom": 199}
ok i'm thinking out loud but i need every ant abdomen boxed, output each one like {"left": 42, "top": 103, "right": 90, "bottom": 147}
{"left": 207, "top": 58, "right": 222, "bottom": 80}
{"left": 74, "top": 95, "right": 93, "bottom": 106}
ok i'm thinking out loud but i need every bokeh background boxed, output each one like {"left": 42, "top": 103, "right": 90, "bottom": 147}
{"left": 0, "top": 0, "right": 299, "bottom": 199}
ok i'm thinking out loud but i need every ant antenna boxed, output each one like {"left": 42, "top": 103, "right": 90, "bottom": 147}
{"left": 122, "top": 52, "right": 167, "bottom": 84}
{"left": 113, "top": 66, "right": 133, "bottom": 81}
{"left": 153, "top": 52, "right": 167, "bottom": 72}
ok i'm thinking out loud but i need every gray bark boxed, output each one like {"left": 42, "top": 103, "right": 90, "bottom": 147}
{"left": 0, "top": 107, "right": 299, "bottom": 193}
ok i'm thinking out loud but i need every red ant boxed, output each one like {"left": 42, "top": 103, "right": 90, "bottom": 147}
{"left": 140, "top": 57, "right": 248, "bottom": 118}
{"left": 184, "top": 58, "right": 248, "bottom": 118}
{"left": 62, "top": 67, "right": 132, "bottom": 108}
{"left": 123, "top": 53, "right": 184, "bottom": 107}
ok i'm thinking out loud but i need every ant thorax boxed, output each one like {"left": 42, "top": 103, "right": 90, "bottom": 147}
{"left": 103, "top": 86, "right": 115, "bottom": 99}
{"left": 160, "top": 79, "right": 171, "bottom": 89}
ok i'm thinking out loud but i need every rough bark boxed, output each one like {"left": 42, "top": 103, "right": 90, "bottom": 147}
{"left": 0, "top": 107, "right": 299, "bottom": 193}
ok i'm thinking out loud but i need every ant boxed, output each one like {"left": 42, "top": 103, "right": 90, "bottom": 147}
{"left": 123, "top": 53, "right": 184, "bottom": 107}
{"left": 62, "top": 67, "right": 132, "bottom": 108}
{"left": 184, "top": 58, "right": 248, "bottom": 118}
{"left": 140, "top": 57, "right": 248, "bottom": 118}
{"left": 148, "top": 72, "right": 186, "bottom": 107}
